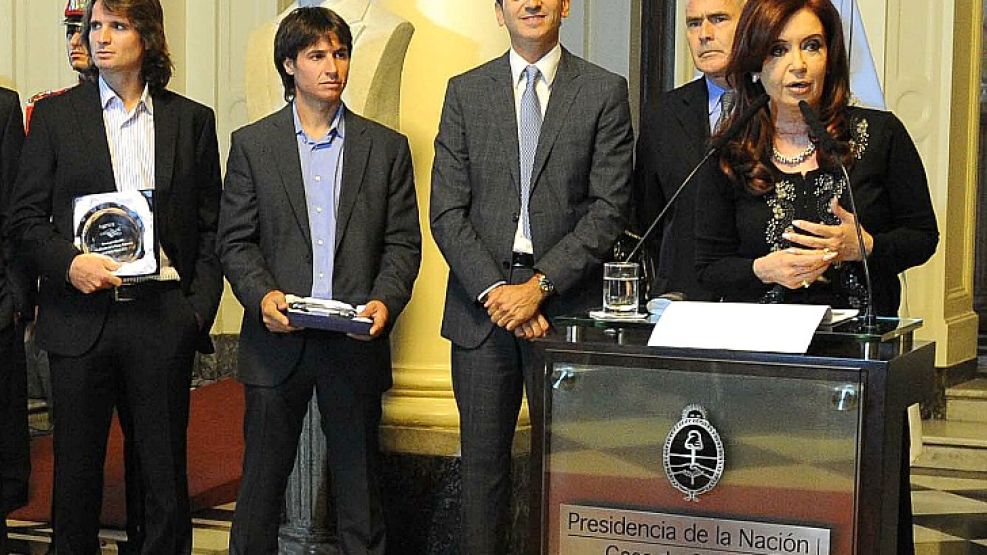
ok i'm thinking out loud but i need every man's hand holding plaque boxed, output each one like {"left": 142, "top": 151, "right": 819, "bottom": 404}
{"left": 68, "top": 254, "right": 123, "bottom": 293}
{"left": 261, "top": 290, "right": 300, "bottom": 334}
{"left": 73, "top": 190, "right": 158, "bottom": 279}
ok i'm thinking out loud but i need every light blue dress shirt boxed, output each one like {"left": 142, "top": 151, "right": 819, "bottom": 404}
{"left": 293, "top": 102, "right": 345, "bottom": 299}
{"left": 705, "top": 77, "right": 729, "bottom": 134}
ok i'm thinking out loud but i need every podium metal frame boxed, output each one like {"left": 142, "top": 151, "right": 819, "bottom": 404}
{"left": 528, "top": 317, "right": 933, "bottom": 555}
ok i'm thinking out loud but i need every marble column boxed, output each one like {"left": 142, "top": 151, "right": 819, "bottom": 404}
{"left": 279, "top": 394, "right": 337, "bottom": 554}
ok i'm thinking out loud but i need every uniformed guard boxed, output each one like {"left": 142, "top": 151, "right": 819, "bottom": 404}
{"left": 24, "top": 0, "right": 88, "bottom": 131}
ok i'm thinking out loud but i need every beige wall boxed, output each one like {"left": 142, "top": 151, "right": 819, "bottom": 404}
{"left": 884, "top": 0, "right": 980, "bottom": 366}
{"left": 371, "top": 1, "right": 510, "bottom": 437}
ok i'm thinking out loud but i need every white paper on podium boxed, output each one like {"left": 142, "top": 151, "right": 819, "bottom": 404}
{"left": 647, "top": 302, "right": 830, "bottom": 354}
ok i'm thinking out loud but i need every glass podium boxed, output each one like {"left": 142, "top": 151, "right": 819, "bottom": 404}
{"left": 528, "top": 315, "right": 934, "bottom": 555}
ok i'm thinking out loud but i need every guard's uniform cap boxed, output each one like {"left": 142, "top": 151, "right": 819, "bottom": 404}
{"left": 64, "top": 0, "right": 85, "bottom": 26}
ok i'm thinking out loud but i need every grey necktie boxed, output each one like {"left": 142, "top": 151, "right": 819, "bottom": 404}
{"left": 519, "top": 65, "right": 542, "bottom": 241}
{"left": 715, "top": 90, "right": 736, "bottom": 133}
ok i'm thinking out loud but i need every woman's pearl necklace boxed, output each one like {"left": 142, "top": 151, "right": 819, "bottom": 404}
{"left": 772, "top": 141, "right": 817, "bottom": 166}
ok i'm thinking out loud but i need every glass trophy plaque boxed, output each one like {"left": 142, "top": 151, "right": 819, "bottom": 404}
{"left": 73, "top": 190, "right": 158, "bottom": 277}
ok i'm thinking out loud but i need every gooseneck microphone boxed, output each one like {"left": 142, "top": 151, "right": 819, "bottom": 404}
{"left": 625, "top": 94, "right": 770, "bottom": 262}
{"left": 798, "top": 100, "right": 876, "bottom": 328}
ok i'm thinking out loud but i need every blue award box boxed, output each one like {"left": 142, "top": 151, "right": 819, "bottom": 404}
{"left": 284, "top": 295, "right": 373, "bottom": 335}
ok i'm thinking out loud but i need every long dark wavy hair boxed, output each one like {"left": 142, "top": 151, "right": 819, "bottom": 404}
{"left": 717, "top": 0, "right": 853, "bottom": 194}
{"left": 82, "top": 0, "right": 173, "bottom": 92}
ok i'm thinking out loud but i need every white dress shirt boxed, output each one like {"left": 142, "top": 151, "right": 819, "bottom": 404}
{"left": 508, "top": 43, "right": 561, "bottom": 255}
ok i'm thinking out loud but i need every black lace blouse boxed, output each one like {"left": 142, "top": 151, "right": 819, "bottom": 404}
{"left": 694, "top": 106, "right": 939, "bottom": 316}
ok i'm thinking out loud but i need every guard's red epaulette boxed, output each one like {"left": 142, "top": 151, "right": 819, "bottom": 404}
{"left": 25, "top": 87, "right": 70, "bottom": 133}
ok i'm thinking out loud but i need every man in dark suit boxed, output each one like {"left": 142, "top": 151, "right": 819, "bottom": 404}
{"left": 0, "top": 86, "right": 28, "bottom": 553}
{"left": 25, "top": 4, "right": 148, "bottom": 551}
{"left": 633, "top": 0, "right": 744, "bottom": 301}
{"left": 6, "top": 0, "right": 223, "bottom": 552}
{"left": 430, "top": 0, "right": 633, "bottom": 552}
{"left": 217, "top": 7, "right": 421, "bottom": 554}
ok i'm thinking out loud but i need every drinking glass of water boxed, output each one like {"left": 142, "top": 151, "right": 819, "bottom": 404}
{"left": 603, "top": 262, "right": 640, "bottom": 314}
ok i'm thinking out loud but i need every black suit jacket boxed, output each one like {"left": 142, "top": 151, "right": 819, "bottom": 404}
{"left": 0, "top": 88, "right": 24, "bottom": 331}
{"left": 633, "top": 77, "right": 716, "bottom": 301}
{"left": 217, "top": 105, "right": 421, "bottom": 392}
{"left": 6, "top": 81, "right": 224, "bottom": 356}
{"left": 431, "top": 49, "right": 633, "bottom": 348}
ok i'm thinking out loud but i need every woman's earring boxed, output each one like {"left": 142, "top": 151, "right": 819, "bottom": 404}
{"left": 751, "top": 73, "right": 760, "bottom": 83}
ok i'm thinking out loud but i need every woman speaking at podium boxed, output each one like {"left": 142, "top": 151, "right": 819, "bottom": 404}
{"left": 693, "top": 0, "right": 938, "bottom": 316}
{"left": 693, "top": 1, "right": 938, "bottom": 553}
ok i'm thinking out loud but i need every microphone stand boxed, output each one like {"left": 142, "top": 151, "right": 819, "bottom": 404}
{"left": 624, "top": 147, "right": 717, "bottom": 262}
{"left": 798, "top": 101, "right": 877, "bottom": 329}
{"left": 835, "top": 161, "right": 877, "bottom": 329}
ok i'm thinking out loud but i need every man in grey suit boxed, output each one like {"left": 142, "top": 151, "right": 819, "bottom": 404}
{"left": 430, "top": 0, "right": 633, "bottom": 552}
{"left": 217, "top": 7, "right": 421, "bottom": 554}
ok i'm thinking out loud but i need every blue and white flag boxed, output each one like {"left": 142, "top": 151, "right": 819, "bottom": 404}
{"left": 834, "top": 0, "right": 886, "bottom": 109}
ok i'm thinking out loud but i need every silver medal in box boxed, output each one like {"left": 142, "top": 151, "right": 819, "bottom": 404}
{"left": 73, "top": 190, "right": 158, "bottom": 278}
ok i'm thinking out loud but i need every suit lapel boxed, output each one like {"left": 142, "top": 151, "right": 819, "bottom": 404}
{"left": 335, "top": 111, "right": 370, "bottom": 251}
{"left": 680, "top": 78, "right": 711, "bottom": 150}
{"left": 270, "top": 105, "right": 311, "bottom": 244}
{"left": 530, "top": 49, "right": 581, "bottom": 190}
{"left": 72, "top": 83, "right": 115, "bottom": 194}
{"left": 152, "top": 91, "right": 177, "bottom": 195}
{"left": 489, "top": 54, "right": 521, "bottom": 195}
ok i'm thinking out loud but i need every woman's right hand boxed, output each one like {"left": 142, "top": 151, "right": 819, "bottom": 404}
{"left": 752, "top": 248, "right": 838, "bottom": 290}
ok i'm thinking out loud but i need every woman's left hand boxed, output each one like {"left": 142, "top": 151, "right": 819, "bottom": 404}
{"left": 782, "top": 197, "right": 874, "bottom": 262}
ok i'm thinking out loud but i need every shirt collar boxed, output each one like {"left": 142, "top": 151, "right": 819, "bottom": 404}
{"left": 509, "top": 43, "right": 562, "bottom": 89}
{"left": 705, "top": 76, "right": 728, "bottom": 116}
{"left": 292, "top": 101, "right": 346, "bottom": 144}
{"left": 98, "top": 75, "right": 153, "bottom": 115}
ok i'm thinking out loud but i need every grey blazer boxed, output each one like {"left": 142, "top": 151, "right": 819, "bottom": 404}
{"left": 217, "top": 105, "right": 421, "bottom": 391}
{"left": 430, "top": 49, "right": 633, "bottom": 348}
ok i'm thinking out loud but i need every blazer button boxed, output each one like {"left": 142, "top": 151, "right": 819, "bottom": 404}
{"left": 502, "top": 261, "right": 510, "bottom": 270}
{"left": 512, "top": 212, "right": 519, "bottom": 223}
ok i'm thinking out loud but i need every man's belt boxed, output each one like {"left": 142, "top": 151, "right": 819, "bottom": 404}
{"left": 112, "top": 280, "right": 180, "bottom": 302}
{"left": 511, "top": 251, "right": 534, "bottom": 268}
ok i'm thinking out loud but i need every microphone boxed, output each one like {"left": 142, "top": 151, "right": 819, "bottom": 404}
{"left": 798, "top": 100, "right": 839, "bottom": 153}
{"left": 798, "top": 100, "right": 876, "bottom": 328}
{"left": 625, "top": 93, "right": 769, "bottom": 262}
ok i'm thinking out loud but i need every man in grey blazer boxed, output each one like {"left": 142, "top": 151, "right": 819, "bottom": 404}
{"left": 430, "top": 0, "right": 633, "bottom": 552}
{"left": 217, "top": 7, "right": 421, "bottom": 554}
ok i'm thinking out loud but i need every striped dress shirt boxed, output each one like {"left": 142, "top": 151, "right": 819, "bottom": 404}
{"left": 98, "top": 77, "right": 178, "bottom": 281}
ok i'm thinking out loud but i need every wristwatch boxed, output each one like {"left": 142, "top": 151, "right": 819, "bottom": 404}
{"left": 537, "top": 273, "right": 555, "bottom": 296}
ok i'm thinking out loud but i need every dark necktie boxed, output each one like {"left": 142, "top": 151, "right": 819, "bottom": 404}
{"left": 715, "top": 90, "right": 736, "bottom": 133}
